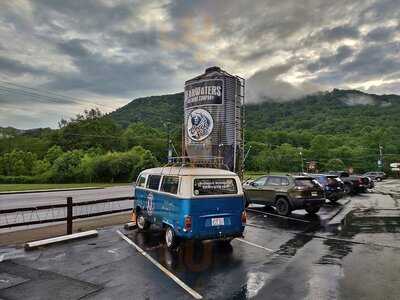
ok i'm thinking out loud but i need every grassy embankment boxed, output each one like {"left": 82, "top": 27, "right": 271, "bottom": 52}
{"left": 0, "top": 183, "right": 130, "bottom": 192}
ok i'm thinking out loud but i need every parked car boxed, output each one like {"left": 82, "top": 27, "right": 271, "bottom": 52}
{"left": 134, "top": 167, "right": 246, "bottom": 249}
{"left": 328, "top": 171, "right": 368, "bottom": 194}
{"left": 311, "top": 174, "right": 345, "bottom": 202}
{"left": 360, "top": 175, "right": 375, "bottom": 189}
{"left": 243, "top": 175, "right": 325, "bottom": 216}
{"left": 363, "top": 171, "right": 386, "bottom": 182}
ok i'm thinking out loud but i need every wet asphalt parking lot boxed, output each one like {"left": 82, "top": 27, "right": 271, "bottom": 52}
{"left": 0, "top": 181, "right": 400, "bottom": 300}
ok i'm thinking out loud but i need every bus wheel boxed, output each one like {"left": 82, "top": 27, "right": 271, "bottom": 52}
{"left": 218, "top": 239, "right": 233, "bottom": 248}
{"left": 136, "top": 212, "right": 150, "bottom": 231}
{"left": 165, "top": 226, "right": 179, "bottom": 249}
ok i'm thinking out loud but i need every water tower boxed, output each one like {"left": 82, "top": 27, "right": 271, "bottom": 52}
{"left": 183, "top": 66, "right": 245, "bottom": 175}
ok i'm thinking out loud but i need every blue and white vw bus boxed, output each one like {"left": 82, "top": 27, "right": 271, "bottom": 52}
{"left": 134, "top": 167, "right": 246, "bottom": 249}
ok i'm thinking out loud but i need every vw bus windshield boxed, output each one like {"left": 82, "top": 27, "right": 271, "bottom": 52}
{"left": 194, "top": 178, "right": 238, "bottom": 196}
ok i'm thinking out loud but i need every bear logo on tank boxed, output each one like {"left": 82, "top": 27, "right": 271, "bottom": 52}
{"left": 187, "top": 108, "right": 214, "bottom": 142}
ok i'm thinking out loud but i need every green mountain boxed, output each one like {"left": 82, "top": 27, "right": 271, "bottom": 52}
{"left": 110, "top": 93, "right": 183, "bottom": 129}
{"left": 109, "top": 89, "right": 400, "bottom": 135}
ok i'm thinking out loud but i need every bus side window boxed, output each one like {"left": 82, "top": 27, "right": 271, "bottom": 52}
{"left": 147, "top": 175, "right": 161, "bottom": 190}
{"left": 137, "top": 174, "right": 146, "bottom": 187}
{"left": 161, "top": 176, "right": 179, "bottom": 194}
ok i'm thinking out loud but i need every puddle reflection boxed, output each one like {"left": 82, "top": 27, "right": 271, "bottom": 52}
{"left": 127, "top": 230, "right": 237, "bottom": 274}
{"left": 341, "top": 209, "right": 400, "bottom": 236}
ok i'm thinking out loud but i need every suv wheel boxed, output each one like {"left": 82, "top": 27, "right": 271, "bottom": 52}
{"left": 275, "top": 197, "right": 291, "bottom": 216}
{"left": 344, "top": 183, "right": 352, "bottom": 195}
{"left": 305, "top": 206, "right": 320, "bottom": 214}
{"left": 136, "top": 211, "right": 150, "bottom": 231}
{"left": 329, "top": 197, "right": 338, "bottom": 203}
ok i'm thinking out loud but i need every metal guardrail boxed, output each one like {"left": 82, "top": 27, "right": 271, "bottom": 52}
{"left": 0, "top": 196, "right": 134, "bottom": 233}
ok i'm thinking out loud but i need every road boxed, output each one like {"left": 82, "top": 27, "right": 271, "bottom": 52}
{"left": 0, "top": 186, "right": 133, "bottom": 210}
{"left": 1, "top": 182, "right": 399, "bottom": 299}
{"left": 0, "top": 186, "right": 133, "bottom": 233}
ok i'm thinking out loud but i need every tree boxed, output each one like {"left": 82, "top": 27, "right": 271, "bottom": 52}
{"left": 50, "top": 150, "right": 84, "bottom": 182}
{"left": 32, "top": 160, "right": 51, "bottom": 176}
{"left": 272, "top": 143, "right": 301, "bottom": 172}
{"left": 122, "top": 123, "right": 167, "bottom": 162}
{"left": 325, "top": 159, "right": 345, "bottom": 171}
{"left": 45, "top": 145, "right": 64, "bottom": 164}
{"left": 57, "top": 108, "right": 122, "bottom": 151}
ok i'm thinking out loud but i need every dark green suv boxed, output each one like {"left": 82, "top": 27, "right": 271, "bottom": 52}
{"left": 243, "top": 175, "right": 325, "bottom": 216}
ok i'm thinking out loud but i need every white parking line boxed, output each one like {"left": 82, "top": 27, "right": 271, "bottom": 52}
{"left": 235, "top": 238, "right": 275, "bottom": 252}
{"left": 116, "top": 230, "right": 203, "bottom": 300}
{"left": 246, "top": 208, "right": 311, "bottom": 223}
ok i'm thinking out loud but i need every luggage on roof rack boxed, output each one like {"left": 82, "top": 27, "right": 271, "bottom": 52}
{"left": 165, "top": 156, "right": 229, "bottom": 170}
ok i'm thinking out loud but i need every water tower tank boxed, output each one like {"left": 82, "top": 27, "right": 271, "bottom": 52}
{"left": 184, "top": 66, "right": 245, "bottom": 174}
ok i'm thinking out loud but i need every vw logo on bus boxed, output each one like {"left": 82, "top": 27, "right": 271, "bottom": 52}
{"left": 187, "top": 108, "right": 214, "bottom": 142}
{"left": 147, "top": 192, "right": 154, "bottom": 215}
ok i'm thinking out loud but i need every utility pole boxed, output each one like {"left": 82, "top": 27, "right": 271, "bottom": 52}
{"left": 164, "top": 122, "right": 173, "bottom": 163}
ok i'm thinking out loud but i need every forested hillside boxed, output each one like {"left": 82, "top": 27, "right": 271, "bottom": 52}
{"left": 0, "top": 89, "right": 399, "bottom": 183}
{"left": 108, "top": 89, "right": 400, "bottom": 173}
{"left": 108, "top": 89, "right": 400, "bottom": 135}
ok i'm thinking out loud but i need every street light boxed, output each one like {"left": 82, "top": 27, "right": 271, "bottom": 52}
{"left": 299, "top": 151, "right": 304, "bottom": 173}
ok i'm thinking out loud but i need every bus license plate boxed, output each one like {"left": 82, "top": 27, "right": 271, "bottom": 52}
{"left": 311, "top": 192, "right": 318, "bottom": 197}
{"left": 212, "top": 218, "right": 224, "bottom": 226}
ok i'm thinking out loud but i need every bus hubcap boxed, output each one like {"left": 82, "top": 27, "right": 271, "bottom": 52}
{"left": 138, "top": 216, "right": 145, "bottom": 229}
{"left": 166, "top": 229, "right": 173, "bottom": 246}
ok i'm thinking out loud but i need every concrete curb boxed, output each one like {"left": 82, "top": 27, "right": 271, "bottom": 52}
{"left": 124, "top": 222, "right": 137, "bottom": 230}
{"left": 325, "top": 198, "right": 351, "bottom": 220}
{"left": 0, "top": 186, "right": 104, "bottom": 195}
{"left": 24, "top": 230, "right": 98, "bottom": 250}
{"left": 327, "top": 199, "right": 353, "bottom": 226}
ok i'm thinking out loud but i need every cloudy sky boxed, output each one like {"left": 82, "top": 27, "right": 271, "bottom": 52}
{"left": 0, "top": 0, "right": 399, "bottom": 128}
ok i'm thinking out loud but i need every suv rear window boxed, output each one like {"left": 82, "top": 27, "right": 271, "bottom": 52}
{"left": 326, "top": 176, "right": 338, "bottom": 185}
{"left": 194, "top": 178, "right": 237, "bottom": 196}
{"left": 295, "top": 178, "right": 320, "bottom": 188}
{"left": 265, "top": 176, "right": 289, "bottom": 186}
{"left": 147, "top": 175, "right": 161, "bottom": 190}
{"left": 161, "top": 176, "right": 179, "bottom": 194}
{"left": 266, "top": 176, "right": 281, "bottom": 186}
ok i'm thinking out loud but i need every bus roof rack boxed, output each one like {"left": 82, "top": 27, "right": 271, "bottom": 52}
{"left": 164, "top": 156, "right": 229, "bottom": 170}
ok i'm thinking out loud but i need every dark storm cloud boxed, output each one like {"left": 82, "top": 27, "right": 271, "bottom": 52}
{"left": 341, "top": 43, "right": 400, "bottom": 81}
{"left": 47, "top": 38, "right": 177, "bottom": 95}
{"left": 307, "top": 46, "right": 354, "bottom": 72}
{"left": 31, "top": 0, "right": 136, "bottom": 32}
{"left": 316, "top": 25, "right": 360, "bottom": 42}
{"left": 0, "top": 56, "right": 47, "bottom": 76}
{"left": 365, "top": 26, "right": 397, "bottom": 42}
{"left": 57, "top": 39, "right": 92, "bottom": 58}
{"left": 0, "top": 0, "right": 400, "bottom": 128}
{"left": 358, "top": 0, "right": 400, "bottom": 24}
{"left": 112, "top": 30, "right": 161, "bottom": 49}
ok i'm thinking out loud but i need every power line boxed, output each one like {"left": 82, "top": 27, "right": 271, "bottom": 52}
{"left": 0, "top": 80, "right": 120, "bottom": 111}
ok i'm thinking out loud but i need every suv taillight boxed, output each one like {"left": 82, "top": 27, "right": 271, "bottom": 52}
{"left": 184, "top": 216, "right": 192, "bottom": 232}
{"left": 241, "top": 211, "right": 247, "bottom": 224}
